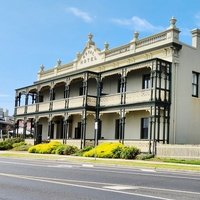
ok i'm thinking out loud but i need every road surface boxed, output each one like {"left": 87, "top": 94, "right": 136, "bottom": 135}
{"left": 0, "top": 157, "right": 199, "bottom": 200}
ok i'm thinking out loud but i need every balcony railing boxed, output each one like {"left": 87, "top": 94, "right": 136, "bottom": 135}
{"left": 52, "top": 99, "right": 65, "bottom": 110}
{"left": 15, "top": 90, "right": 156, "bottom": 115}
{"left": 126, "top": 90, "right": 151, "bottom": 104}
{"left": 87, "top": 96, "right": 97, "bottom": 107}
{"left": 68, "top": 96, "right": 84, "bottom": 108}
{"left": 16, "top": 106, "right": 25, "bottom": 115}
{"left": 100, "top": 90, "right": 151, "bottom": 107}
{"left": 27, "top": 104, "right": 36, "bottom": 113}
{"left": 38, "top": 102, "right": 50, "bottom": 112}
{"left": 100, "top": 93, "right": 121, "bottom": 107}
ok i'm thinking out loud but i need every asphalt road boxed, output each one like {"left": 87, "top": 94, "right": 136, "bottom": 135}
{"left": 0, "top": 157, "right": 199, "bottom": 200}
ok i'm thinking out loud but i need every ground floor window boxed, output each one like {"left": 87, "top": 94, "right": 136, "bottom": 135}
{"left": 141, "top": 118, "right": 149, "bottom": 139}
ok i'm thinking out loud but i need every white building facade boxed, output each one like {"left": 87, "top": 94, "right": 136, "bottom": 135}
{"left": 14, "top": 18, "right": 200, "bottom": 153}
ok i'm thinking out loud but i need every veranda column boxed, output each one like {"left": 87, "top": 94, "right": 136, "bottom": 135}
{"left": 81, "top": 73, "right": 88, "bottom": 148}
{"left": 94, "top": 75, "right": 102, "bottom": 145}
{"left": 119, "top": 109, "right": 126, "bottom": 144}
{"left": 64, "top": 80, "right": 70, "bottom": 109}
{"left": 15, "top": 120, "right": 19, "bottom": 137}
{"left": 34, "top": 118, "right": 39, "bottom": 145}
{"left": 48, "top": 117, "right": 52, "bottom": 140}
{"left": 14, "top": 95, "right": 19, "bottom": 116}
{"left": 24, "top": 93, "right": 29, "bottom": 114}
{"left": 23, "top": 119, "right": 27, "bottom": 139}
{"left": 35, "top": 89, "right": 40, "bottom": 112}
{"left": 30, "top": 118, "right": 33, "bottom": 138}
{"left": 18, "top": 93, "right": 21, "bottom": 106}
{"left": 81, "top": 111, "right": 87, "bottom": 149}
{"left": 119, "top": 68, "right": 127, "bottom": 144}
{"left": 49, "top": 85, "right": 54, "bottom": 111}
{"left": 62, "top": 115, "right": 69, "bottom": 144}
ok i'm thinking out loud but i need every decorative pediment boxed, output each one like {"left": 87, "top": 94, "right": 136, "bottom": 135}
{"left": 76, "top": 33, "right": 103, "bottom": 68}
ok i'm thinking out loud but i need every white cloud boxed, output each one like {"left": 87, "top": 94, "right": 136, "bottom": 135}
{"left": 111, "top": 16, "right": 162, "bottom": 32}
{"left": 67, "top": 7, "right": 93, "bottom": 23}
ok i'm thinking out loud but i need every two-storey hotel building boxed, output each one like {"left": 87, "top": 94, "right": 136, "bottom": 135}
{"left": 14, "top": 18, "right": 200, "bottom": 153}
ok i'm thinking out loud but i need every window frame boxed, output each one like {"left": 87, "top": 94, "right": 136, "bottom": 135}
{"left": 142, "top": 74, "right": 151, "bottom": 89}
{"left": 192, "top": 71, "right": 199, "bottom": 97}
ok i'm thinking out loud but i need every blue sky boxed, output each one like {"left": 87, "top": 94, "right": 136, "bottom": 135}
{"left": 1, "top": 0, "right": 200, "bottom": 115}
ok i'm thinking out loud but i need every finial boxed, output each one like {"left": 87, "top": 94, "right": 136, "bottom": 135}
{"left": 76, "top": 52, "right": 81, "bottom": 59}
{"left": 169, "top": 16, "right": 177, "bottom": 28}
{"left": 134, "top": 31, "right": 139, "bottom": 40}
{"left": 88, "top": 33, "right": 93, "bottom": 41}
{"left": 104, "top": 42, "right": 109, "bottom": 51}
{"left": 87, "top": 33, "right": 95, "bottom": 46}
{"left": 40, "top": 64, "right": 45, "bottom": 72}
{"left": 57, "top": 59, "right": 61, "bottom": 66}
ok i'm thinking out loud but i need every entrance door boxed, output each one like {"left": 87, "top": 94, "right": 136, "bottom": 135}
{"left": 75, "top": 122, "right": 81, "bottom": 139}
{"left": 36, "top": 124, "right": 42, "bottom": 144}
{"left": 115, "top": 119, "right": 120, "bottom": 139}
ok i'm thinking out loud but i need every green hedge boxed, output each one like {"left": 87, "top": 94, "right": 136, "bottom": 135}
{"left": 55, "top": 144, "right": 78, "bottom": 155}
{"left": 83, "top": 142, "right": 140, "bottom": 159}
{"left": 28, "top": 142, "right": 79, "bottom": 155}
{"left": 0, "top": 138, "right": 24, "bottom": 150}
{"left": 28, "top": 141, "right": 62, "bottom": 154}
{"left": 83, "top": 142, "right": 124, "bottom": 158}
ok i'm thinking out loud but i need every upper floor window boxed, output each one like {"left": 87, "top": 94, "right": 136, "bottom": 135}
{"left": 79, "top": 85, "right": 83, "bottom": 96}
{"left": 142, "top": 74, "right": 151, "bottom": 89}
{"left": 192, "top": 72, "right": 199, "bottom": 97}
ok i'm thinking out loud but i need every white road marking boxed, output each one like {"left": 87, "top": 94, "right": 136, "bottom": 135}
{"left": 141, "top": 169, "right": 156, "bottom": 172}
{"left": 82, "top": 164, "right": 94, "bottom": 167}
{"left": 49, "top": 165, "right": 73, "bottom": 168}
{"left": 0, "top": 172, "right": 174, "bottom": 200}
{"left": 103, "top": 185, "right": 140, "bottom": 190}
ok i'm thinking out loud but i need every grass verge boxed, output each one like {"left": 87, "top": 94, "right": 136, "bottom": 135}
{"left": 0, "top": 151, "right": 200, "bottom": 172}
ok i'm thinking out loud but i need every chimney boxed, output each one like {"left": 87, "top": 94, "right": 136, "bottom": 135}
{"left": 191, "top": 29, "right": 200, "bottom": 48}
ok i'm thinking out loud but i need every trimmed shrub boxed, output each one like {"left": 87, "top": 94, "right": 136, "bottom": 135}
{"left": 0, "top": 141, "right": 13, "bottom": 150}
{"left": 74, "top": 146, "right": 94, "bottom": 156}
{"left": 55, "top": 144, "right": 66, "bottom": 155}
{"left": 0, "top": 138, "right": 24, "bottom": 150}
{"left": 120, "top": 146, "right": 140, "bottom": 159}
{"left": 83, "top": 143, "right": 124, "bottom": 158}
{"left": 62, "top": 145, "right": 78, "bottom": 155}
{"left": 111, "top": 145, "right": 124, "bottom": 158}
{"left": 28, "top": 141, "right": 62, "bottom": 154}
{"left": 12, "top": 142, "right": 26, "bottom": 148}
{"left": 12, "top": 143, "right": 32, "bottom": 151}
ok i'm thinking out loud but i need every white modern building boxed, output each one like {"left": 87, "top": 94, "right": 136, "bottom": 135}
{"left": 14, "top": 18, "right": 200, "bottom": 153}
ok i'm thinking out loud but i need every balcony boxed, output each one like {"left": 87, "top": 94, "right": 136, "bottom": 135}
{"left": 38, "top": 102, "right": 50, "bottom": 112}
{"left": 87, "top": 96, "right": 97, "bottom": 107}
{"left": 15, "top": 95, "right": 97, "bottom": 115}
{"left": 68, "top": 96, "right": 84, "bottom": 108}
{"left": 126, "top": 90, "right": 151, "bottom": 104}
{"left": 100, "top": 94, "right": 121, "bottom": 107}
{"left": 100, "top": 90, "right": 151, "bottom": 107}
{"left": 27, "top": 104, "right": 36, "bottom": 113}
{"left": 52, "top": 99, "right": 65, "bottom": 110}
{"left": 16, "top": 106, "right": 25, "bottom": 115}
